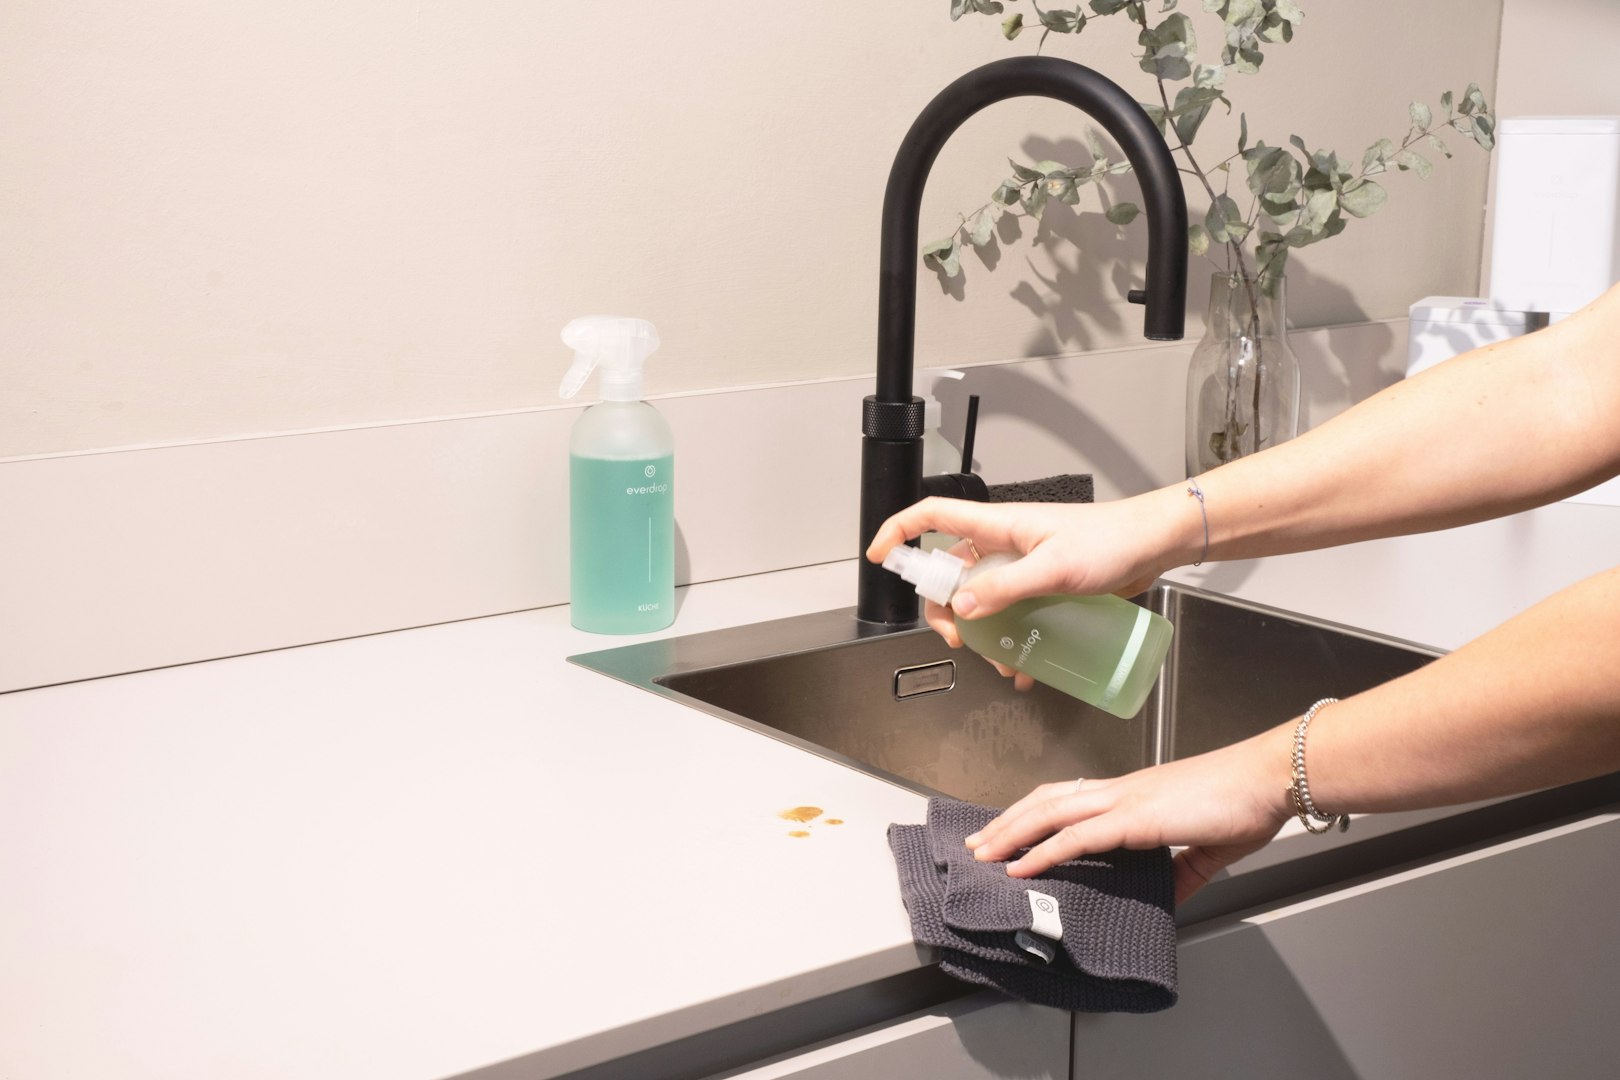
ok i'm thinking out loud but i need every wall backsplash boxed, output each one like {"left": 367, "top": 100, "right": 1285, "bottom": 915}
{"left": 2, "top": 4, "right": 1498, "bottom": 458}
{"left": 0, "top": 320, "right": 1404, "bottom": 692}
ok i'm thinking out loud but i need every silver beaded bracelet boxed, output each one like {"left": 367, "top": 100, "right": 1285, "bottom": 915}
{"left": 1288, "top": 697, "right": 1350, "bottom": 834}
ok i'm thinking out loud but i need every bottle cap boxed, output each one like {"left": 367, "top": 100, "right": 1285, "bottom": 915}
{"left": 560, "top": 316, "right": 660, "bottom": 402}
{"left": 881, "top": 545, "right": 966, "bottom": 606}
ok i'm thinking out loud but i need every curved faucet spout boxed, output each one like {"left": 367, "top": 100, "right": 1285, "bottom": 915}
{"left": 859, "top": 56, "right": 1188, "bottom": 626}
{"left": 880, "top": 56, "right": 1187, "bottom": 401}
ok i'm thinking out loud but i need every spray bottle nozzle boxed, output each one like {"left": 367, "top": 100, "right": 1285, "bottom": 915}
{"left": 881, "top": 544, "right": 967, "bottom": 607}
{"left": 560, "top": 316, "right": 661, "bottom": 402}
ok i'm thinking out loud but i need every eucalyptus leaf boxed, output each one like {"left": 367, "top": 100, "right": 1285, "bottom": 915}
{"left": 1300, "top": 186, "right": 1337, "bottom": 232}
{"left": 1256, "top": 233, "right": 1289, "bottom": 295}
{"left": 966, "top": 207, "right": 999, "bottom": 247}
{"left": 1337, "top": 179, "right": 1387, "bottom": 218}
{"left": 1002, "top": 12, "right": 1024, "bottom": 38}
{"left": 1089, "top": 0, "right": 1131, "bottom": 13}
{"left": 1034, "top": 3, "right": 1083, "bottom": 33}
{"left": 1174, "top": 106, "right": 1209, "bottom": 146}
{"left": 1244, "top": 145, "right": 1300, "bottom": 207}
{"left": 1257, "top": 9, "right": 1293, "bottom": 44}
{"left": 1260, "top": 190, "right": 1298, "bottom": 221}
{"left": 1084, "top": 128, "right": 1110, "bottom": 165}
{"left": 1441, "top": 90, "right": 1454, "bottom": 117}
{"left": 1235, "top": 41, "right": 1264, "bottom": 73}
{"left": 1392, "top": 149, "right": 1432, "bottom": 179}
{"left": 922, "top": 236, "right": 962, "bottom": 277}
{"left": 1472, "top": 113, "right": 1496, "bottom": 150}
{"left": 1238, "top": 112, "right": 1248, "bottom": 153}
{"left": 1106, "top": 202, "right": 1141, "bottom": 225}
{"left": 1189, "top": 222, "right": 1212, "bottom": 256}
{"left": 1139, "top": 12, "right": 1196, "bottom": 81}
{"left": 1023, "top": 186, "right": 1050, "bottom": 220}
{"left": 1172, "top": 86, "right": 1227, "bottom": 145}
{"left": 1283, "top": 225, "right": 1317, "bottom": 248}
{"left": 993, "top": 180, "right": 1023, "bottom": 206}
{"left": 950, "top": 0, "right": 1004, "bottom": 20}
{"left": 1009, "top": 160, "right": 1045, "bottom": 183}
{"left": 1428, "top": 133, "right": 1452, "bottom": 159}
{"left": 1303, "top": 149, "right": 1353, "bottom": 193}
{"left": 1275, "top": 0, "right": 1305, "bottom": 21}
{"left": 1173, "top": 86, "right": 1228, "bottom": 110}
{"left": 1362, "top": 137, "right": 1394, "bottom": 174}
{"left": 1206, "top": 193, "right": 1245, "bottom": 242}
{"left": 1409, "top": 101, "right": 1432, "bottom": 132}
{"left": 1222, "top": 0, "right": 1261, "bottom": 25}
{"left": 1141, "top": 101, "right": 1169, "bottom": 134}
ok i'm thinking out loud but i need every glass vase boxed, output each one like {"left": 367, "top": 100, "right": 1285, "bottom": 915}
{"left": 1184, "top": 271, "right": 1300, "bottom": 476}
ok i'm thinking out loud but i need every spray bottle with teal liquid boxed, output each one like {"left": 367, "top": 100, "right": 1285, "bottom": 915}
{"left": 560, "top": 316, "right": 674, "bottom": 634}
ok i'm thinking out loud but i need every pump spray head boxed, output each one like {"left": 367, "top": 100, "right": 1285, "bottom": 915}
{"left": 560, "top": 316, "right": 661, "bottom": 402}
{"left": 881, "top": 545, "right": 967, "bottom": 607}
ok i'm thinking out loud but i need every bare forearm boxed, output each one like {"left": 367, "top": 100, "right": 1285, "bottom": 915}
{"left": 1277, "top": 566, "right": 1620, "bottom": 817}
{"left": 1149, "top": 285, "right": 1620, "bottom": 567}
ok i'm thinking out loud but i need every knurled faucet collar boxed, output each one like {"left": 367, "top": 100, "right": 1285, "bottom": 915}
{"left": 862, "top": 395, "right": 927, "bottom": 441}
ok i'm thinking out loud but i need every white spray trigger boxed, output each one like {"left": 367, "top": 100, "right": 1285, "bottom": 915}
{"left": 560, "top": 356, "right": 596, "bottom": 400}
{"left": 560, "top": 316, "right": 661, "bottom": 403}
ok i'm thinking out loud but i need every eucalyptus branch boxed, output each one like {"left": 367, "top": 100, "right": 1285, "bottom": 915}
{"left": 936, "top": 0, "right": 1496, "bottom": 469}
{"left": 934, "top": 0, "right": 1494, "bottom": 298}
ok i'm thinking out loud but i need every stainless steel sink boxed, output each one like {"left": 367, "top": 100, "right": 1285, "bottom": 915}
{"left": 569, "top": 581, "right": 1442, "bottom": 806}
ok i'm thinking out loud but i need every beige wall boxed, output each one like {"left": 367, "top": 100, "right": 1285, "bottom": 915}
{"left": 1496, "top": 0, "right": 1620, "bottom": 117}
{"left": 2, "top": 2, "right": 1503, "bottom": 458}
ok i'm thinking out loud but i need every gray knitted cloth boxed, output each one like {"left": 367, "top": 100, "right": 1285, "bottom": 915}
{"left": 888, "top": 797, "right": 1177, "bottom": 1012}
{"left": 986, "top": 473, "right": 1094, "bottom": 504}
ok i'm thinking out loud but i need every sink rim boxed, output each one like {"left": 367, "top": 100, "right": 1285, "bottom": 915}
{"left": 567, "top": 579, "right": 1447, "bottom": 800}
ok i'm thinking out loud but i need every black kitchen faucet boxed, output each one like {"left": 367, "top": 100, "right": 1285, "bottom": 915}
{"left": 857, "top": 56, "right": 1189, "bottom": 626}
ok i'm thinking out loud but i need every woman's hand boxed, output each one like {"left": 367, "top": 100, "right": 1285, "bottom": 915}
{"left": 865, "top": 495, "right": 1179, "bottom": 614}
{"left": 963, "top": 726, "right": 1295, "bottom": 905}
{"left": 864, "top": 492, "right": 1195, "bottom": 687}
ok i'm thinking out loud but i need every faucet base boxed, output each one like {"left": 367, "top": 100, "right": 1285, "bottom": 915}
{"left": 857, "top": 430, "right": 924, "bottom": 626}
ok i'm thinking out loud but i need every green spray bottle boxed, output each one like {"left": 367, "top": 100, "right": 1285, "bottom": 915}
{"left": 560, "top": 316, "right": 674, "bottom": 634}
{"left": 882, "top": 543, "right": 1173, "bottom": 719}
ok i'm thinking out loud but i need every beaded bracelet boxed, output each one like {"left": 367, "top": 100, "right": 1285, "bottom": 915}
{"left": 1289, "top": 697, "right": 1350, "bottom": 834}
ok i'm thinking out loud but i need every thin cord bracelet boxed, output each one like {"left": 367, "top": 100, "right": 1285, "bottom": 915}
{"left": 1186, "top": 478, "right": 1210, "bottom": 567}
{"left": 1289, "top": 697, "right": 1350, "bottom": 834}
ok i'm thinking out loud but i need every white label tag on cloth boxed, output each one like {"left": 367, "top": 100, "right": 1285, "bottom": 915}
{"left": 1026, "top": 888, "right": 1063, "bottom": 940}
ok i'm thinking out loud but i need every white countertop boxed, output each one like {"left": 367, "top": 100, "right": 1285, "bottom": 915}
{"left": 4, "top": 501, "right": 1618, "bottom": 1079}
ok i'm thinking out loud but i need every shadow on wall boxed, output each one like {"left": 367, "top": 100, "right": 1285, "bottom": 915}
{"left": 927, "top": 134, "right": 1144, "bottom": 356}
{"left": 1281, "top": 263, "right": 1397, "bottom": 433}
{"left": 931, "top": 363, "right": 1157, "bottom": 496}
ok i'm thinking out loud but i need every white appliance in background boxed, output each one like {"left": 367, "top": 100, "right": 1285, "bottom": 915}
{"left": 1404, "top": 116, "right": 1620, "bottom": 507}
{"left": 1406, "top": 297, "right": 1541, "bottom": 378}
{"left": 1489, "top": 116, "right": 1620, "bottom": 322}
